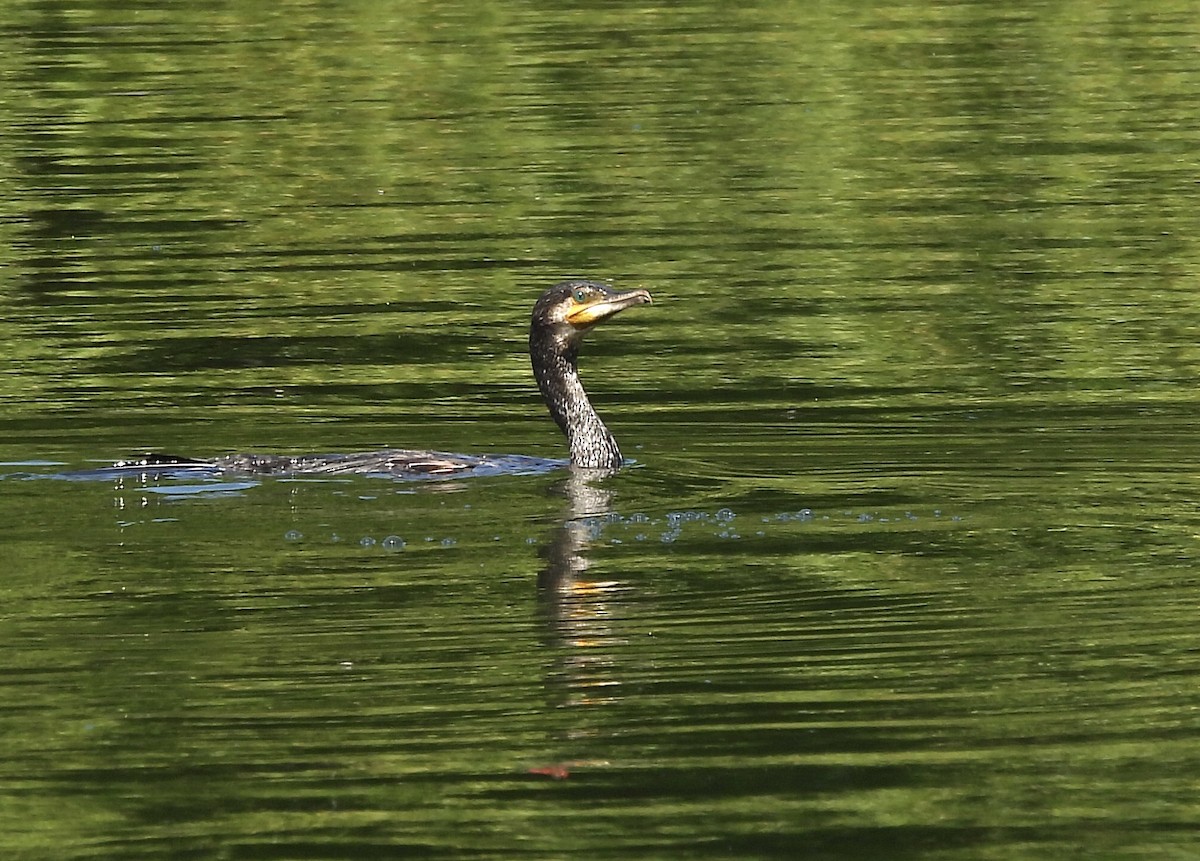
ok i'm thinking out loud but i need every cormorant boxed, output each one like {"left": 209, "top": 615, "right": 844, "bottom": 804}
{"left": 529, "top": 279, "right": 652, "bottom": 469}
{"left": 115, "top": 280, "right": 652, "bottom": 479}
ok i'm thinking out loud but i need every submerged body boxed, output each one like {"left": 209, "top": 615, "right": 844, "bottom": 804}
{"left": 113, "top": 280, "right": 651, "bottom": 480}
{"left": 209, "top": 450, "right": 562, "bottom": 480}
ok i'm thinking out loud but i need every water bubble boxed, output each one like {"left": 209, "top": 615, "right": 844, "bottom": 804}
{"left": 715, "top": 508, "right": 735, "bottom": 522}
{"left": 360, "top": 536, "right": 377, "bottom": 547}
{"left": 382, "top": 535, "right": 406, "bottom": 551}
{"left": 284, "top": 529, "right": 303, "bottom": 541}
{"left": 440, "top": 537, "right": 457, "bottom": 547}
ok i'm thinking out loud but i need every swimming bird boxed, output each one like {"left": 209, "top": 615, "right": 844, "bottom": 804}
{"left": 529, "top": 279, "right": 652, "bottom": 469}
{"left": 114, "top": 280, "right": 652, "bottom": 479}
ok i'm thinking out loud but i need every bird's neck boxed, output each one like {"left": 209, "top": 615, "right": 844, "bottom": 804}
{"left": 535, "top": 346, "right": 623, "bottom": 469}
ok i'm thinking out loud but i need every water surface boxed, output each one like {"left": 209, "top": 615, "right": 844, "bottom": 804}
{"left": 3, "top": 1, "right": 1200, "bottom": 858}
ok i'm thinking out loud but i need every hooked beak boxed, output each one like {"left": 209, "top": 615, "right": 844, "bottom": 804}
{"left": 565, "top": 288, "right": 653, "bottom": 329}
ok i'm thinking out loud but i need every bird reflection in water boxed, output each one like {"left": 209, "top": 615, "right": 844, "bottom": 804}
{"left": 531, "top": 467, "right": 630, "bottom": 778}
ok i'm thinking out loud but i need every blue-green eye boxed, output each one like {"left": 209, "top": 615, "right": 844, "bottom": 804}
{"left": 572, "top": 289, "right": 588, "bottom": 302}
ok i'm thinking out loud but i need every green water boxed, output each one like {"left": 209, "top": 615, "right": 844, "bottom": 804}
{"left": 3, "top": 1, "right": 1200, "bottom": 858}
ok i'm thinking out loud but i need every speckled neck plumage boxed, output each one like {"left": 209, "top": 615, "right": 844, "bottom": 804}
{"left": 531, "top": 339, "right": 623, "bottom": 469}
